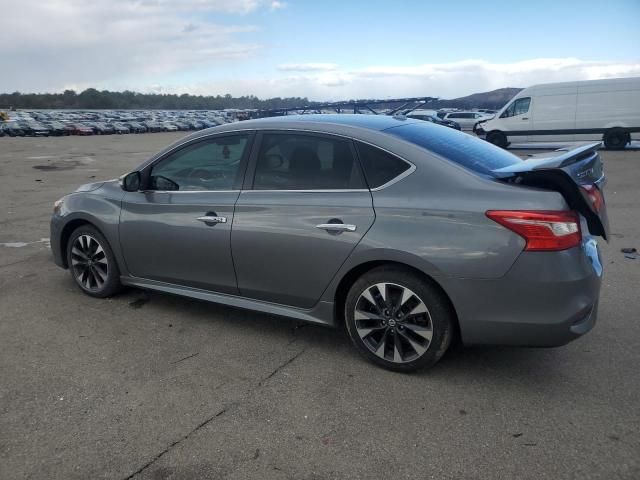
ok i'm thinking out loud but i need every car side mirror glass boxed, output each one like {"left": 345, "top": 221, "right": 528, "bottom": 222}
{"left": 120, "top": 171, "right": 141, "bottom": 192}
{"left": 150, "top": 175, "right": 179, "bottom": 191}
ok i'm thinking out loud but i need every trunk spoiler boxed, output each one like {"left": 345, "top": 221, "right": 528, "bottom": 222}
{"left": 492, "top": 142, "right": 603, "bottom": 174}
{"left": 492, "top": 142, "right": 609, "bottom": 240}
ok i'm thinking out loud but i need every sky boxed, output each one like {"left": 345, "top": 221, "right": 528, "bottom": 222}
{"left": 1, "top": 0, "right": 639, "bottom": 100}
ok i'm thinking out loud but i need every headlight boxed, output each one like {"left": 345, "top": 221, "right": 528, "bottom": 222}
{"left": 53, "top": 197, "right": 64, "bottom": 214}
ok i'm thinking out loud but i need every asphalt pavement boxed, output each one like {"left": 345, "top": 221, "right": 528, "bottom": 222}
{"left": 1, "top": 133, "right": 638, "bottom": 479}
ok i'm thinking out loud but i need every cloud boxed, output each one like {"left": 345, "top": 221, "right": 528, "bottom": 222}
{"left": 1, "top": 2, "right": 638, "bottom": 103}
{"left": 270, "top": 1, "right": 287, "bottom": 10}
{"left": 162, "top": 58, "right": 640, "bottom": 101}
{"left": 0, "top": 0, "right": 274, "bottom": 92}
{"left": 278, "top": 63, "right": 339, "bottom": 72}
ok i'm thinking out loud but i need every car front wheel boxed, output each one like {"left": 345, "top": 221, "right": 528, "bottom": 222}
{"left": 67, "top": 225, "right": 122, "bottom": 298}
{"left": 487, "top": 131, "right": 508, "bottom": 148}
{"left": 344, "top": 266, "right": 454, "bottom": 372}
{"left": 603, "top": 129, "right": 629, "bottom": 150}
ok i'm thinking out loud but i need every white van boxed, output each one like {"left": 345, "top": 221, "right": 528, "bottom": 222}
{"left": 476, "top": 77, "right": 640, "bottom": 149}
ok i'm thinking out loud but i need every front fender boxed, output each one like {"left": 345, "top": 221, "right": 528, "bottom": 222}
{"left": 52, "top": 188, "right": 125, "bottom": 272}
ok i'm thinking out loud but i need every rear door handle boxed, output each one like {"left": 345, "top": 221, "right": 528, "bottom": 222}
{"left": 522, "top": 117, "right": 529, "bottom": 120}
{"left": 197, "top": 215, "right": 227, "bottom": 224}
{"left": 315, "top": 223, "right": 356, "bottom": 232}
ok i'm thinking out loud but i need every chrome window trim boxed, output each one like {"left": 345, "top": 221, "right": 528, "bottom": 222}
{"left": 370, "top": 163, "right": 417, "bottom": 191}
{"left": 142, "top": 126, "right": 416, "bottom": 193}
{"left": 140, "top": 189, "right": 241, "bottom": 194}
{"left": 247, "top": 128, "right": 416, "bottom": 192}
{"left": 242, "top": 189, "right": 370, "bottom": 194}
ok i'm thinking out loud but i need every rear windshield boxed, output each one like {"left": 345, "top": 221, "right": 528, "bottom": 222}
{"left": 386, "top": 123, "right": 521, "bottom": 176}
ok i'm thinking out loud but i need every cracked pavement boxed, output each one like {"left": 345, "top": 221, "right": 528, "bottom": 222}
{"left": 1, "top": 134, "right": 639, "bottom": 479}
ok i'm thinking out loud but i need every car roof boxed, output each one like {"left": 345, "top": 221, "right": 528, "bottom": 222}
{"left": 184, "top": 114, "right": 423, "bottom": 140}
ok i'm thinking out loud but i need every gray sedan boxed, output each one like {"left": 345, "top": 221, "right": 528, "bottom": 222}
{"left": 50, "top": 115, "right": 608, "bottom": 371}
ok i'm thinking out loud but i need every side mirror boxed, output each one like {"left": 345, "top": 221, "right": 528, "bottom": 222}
{"left": 120, "top": 171, "right": 141, "bottom": 192}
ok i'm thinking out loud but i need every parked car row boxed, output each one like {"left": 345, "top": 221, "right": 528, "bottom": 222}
{"left": 0, "top": 109, "right": 241, "bottom": 138}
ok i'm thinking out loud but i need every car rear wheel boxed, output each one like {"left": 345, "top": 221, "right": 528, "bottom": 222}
{"left": 487, "top": 131, "right": 508, "bottom": 148}
{"left": 344, "top": 266, "right": 453, "bottom": 372}
{"left": 603, "top": 129, "right": 629, "bottom": 150}
{"left": 67, "top": 225, "right": 122, "bottom": 298}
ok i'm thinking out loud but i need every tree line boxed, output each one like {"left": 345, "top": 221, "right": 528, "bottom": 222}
{"left": 0, "top": 89, "right": 312, "bottom": 110}
{"left": 0, "top": 87, "right": 518, "bottom": 111}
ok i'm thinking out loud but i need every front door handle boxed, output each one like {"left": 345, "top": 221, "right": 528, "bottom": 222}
{"left": 522, "top": 117, "right": 529, "bottom": 120}
{"left": 197, "top": 215, "right": 227, "bottom": 224}
{"left": 315, "top": 223, "right": 356, "bottom": 233}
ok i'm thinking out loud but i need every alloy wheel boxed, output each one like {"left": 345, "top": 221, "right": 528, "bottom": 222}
{"left": 70, "top": 234, "right": 109, "bottom": 291}
{"left": 354, "top": 282, "right": 433, "bottom": 363}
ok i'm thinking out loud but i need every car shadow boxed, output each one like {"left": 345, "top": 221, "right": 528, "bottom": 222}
{"left": 119, "top": 287, "right": 568, "bottom": 386}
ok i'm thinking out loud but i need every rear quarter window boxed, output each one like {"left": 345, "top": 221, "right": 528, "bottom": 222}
{"left": 386, "top": 123, "right": 521, "bottom": 176}
{"left": 355, "top": 142, "right": 412, "bottom": 188}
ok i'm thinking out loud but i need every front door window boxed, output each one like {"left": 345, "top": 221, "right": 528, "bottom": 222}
{"left": 150, "top": 135, "right": 249, "bottom": 191}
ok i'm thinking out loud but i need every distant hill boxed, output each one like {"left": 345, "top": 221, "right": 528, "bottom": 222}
{"left": 435, "top": 87, "right": 523, "bottom": 110}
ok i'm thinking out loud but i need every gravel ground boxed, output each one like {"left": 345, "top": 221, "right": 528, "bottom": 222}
{"left": 1, "top": 133, "right": 638, "bottom": 480}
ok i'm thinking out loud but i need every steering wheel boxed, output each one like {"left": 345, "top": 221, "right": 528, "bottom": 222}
{"left": 184, "top": 168, "right": 228, "bottom": 187}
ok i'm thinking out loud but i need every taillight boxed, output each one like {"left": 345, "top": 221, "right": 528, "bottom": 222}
{"left": 581, "top": 184, "right": 604, "bottom": 213}
{"left": 486, "top": 210, "right": 581, "bottom": 251}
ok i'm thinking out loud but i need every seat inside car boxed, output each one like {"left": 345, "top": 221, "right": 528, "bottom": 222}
{"left": 289, "top": 146, "right": 322, "bottom": 188}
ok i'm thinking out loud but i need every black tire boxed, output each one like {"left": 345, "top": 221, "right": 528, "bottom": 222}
{"left": 486, "top": 131, "right": 508, "bottom": 148}
{"left": 603, "top": 129, "right": 629, "bottom": 150}
{"left": 344, "top": 266, "right": 454, "bottom": 372}
{"left": 66, "top": 225, "right": 122, "bottom": 298}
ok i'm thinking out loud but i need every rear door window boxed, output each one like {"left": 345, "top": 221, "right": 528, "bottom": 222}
{"left": 253, "top": 133, "right": 366, "bottom": 190}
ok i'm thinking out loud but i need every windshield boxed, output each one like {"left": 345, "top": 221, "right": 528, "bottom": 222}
{"left": 385, "top": 122, "right": 521, "bottom": 176}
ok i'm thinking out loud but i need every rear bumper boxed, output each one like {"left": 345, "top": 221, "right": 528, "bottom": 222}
{"left": 440, "top": 241, "right": 602, "bottom": 347}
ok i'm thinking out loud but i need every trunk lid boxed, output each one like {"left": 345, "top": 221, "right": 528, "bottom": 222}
{"left": 493, "top": 142, "right": 609, "bottom": 240}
